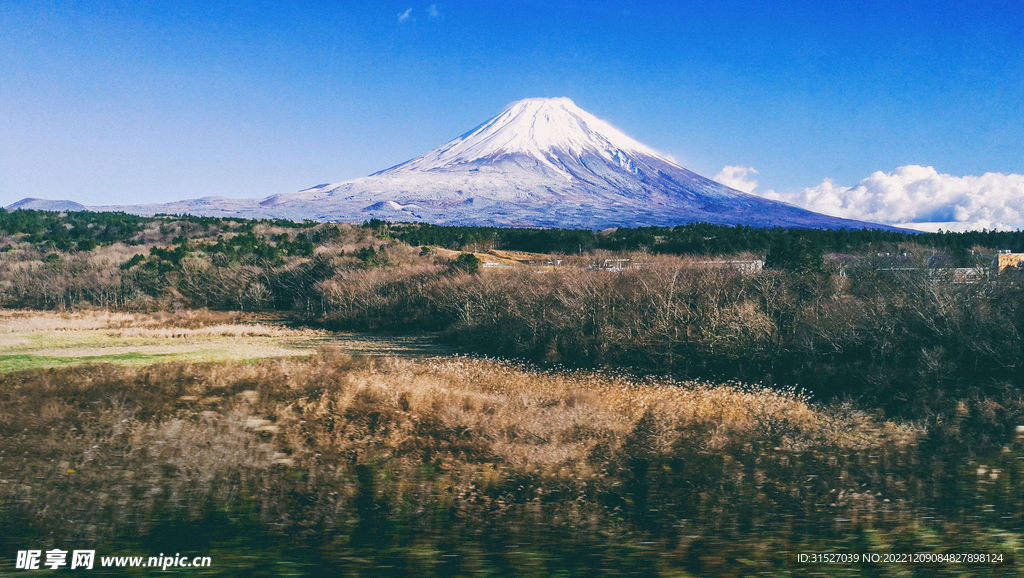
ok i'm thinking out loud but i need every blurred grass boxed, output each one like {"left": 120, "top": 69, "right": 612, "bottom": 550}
{"left": 0, "top": 352, "right": 181, "bottom": 372}
{"left": 2, "top": 349, "right": 1019, "bottom": 576}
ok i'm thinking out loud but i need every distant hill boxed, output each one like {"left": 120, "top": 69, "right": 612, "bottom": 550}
{"left": 7, "top": 198, "right": 86, "bottom": 212}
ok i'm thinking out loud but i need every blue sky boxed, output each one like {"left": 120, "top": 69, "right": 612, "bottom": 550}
{"left": 1, "top": 0, "right": 1022, "bottom": 209}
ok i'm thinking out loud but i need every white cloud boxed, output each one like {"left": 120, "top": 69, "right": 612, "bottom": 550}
{"left": 713, "top": 165, "right": 759, "bottom": 194}
{"left": 397, "top": 7, "right": 413, "bottom": 22}
{"left": 721, "top": 164, "right": 1024, "bottom": 231}
{"left": 426, "top": 4, "right": 440, "bottom": 18}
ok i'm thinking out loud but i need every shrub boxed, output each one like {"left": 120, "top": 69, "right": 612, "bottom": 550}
{"left": 448, "top": 252, "right": 480, "bottom": 274}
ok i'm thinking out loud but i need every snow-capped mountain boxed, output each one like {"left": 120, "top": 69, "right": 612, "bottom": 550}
{"left": 10, "top": 97, "right": 889, "bottom": 230}
{"left": 378, "top": 96, "right": 669, "bottom": 179}
{"left": 246, "top": 97, "right": 884, "bottom": 228}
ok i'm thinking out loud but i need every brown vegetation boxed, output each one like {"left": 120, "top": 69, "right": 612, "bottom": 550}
{"left": 317, "top": 261, "right": 1024, "bottom": 446}
{"left": 4, "top": 219, "right": 1023, "bottom": 443}
{"left": 1, "top": 351, "right": 1019, "bottom": 576}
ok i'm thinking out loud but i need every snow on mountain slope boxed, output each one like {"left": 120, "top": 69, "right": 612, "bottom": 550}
{"left": 377, "top": 97, "right": 667, "bottom": 179}
{"left": 24, "top": 97, "right": 892, "bottom": 230}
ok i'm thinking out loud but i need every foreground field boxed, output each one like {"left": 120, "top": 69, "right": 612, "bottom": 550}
{"left": 0, "top": 309, "right": 447, "bottom": 372}
{"left": 1, "top": 345, "right": 1020, "bottom": 576}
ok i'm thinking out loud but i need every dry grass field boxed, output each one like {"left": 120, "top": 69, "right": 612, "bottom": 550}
{"left": 0, "top": 346, "right": 947, "bottom": 576}
{"left": 0, "top": 309, "right": 448, "bottom": 372}
{"left": 0, "top": 309, "right": 1020, "bottom": 576}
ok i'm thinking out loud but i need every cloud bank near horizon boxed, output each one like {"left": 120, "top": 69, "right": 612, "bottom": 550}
{"left": 712, "top": 166, "right": 760, "bottom": 194}
{"left": 715, "top": 165, "right": 1024, "bottom": 232}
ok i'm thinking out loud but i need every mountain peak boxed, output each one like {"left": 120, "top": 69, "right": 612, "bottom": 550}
{"left": 505, "top": 96, "right": 577, "bottom": 107}
{"left": 374, "top": 97, "right": 669, "bottom": 179}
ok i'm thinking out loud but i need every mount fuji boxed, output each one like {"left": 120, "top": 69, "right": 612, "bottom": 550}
{"left": 11, "top": 98, "right": 888, "bottom": 230}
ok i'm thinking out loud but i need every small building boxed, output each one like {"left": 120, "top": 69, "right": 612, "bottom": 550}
{"left": 694, "top": 259, "right": 765, "bottom": 274}
{"left": 598, "top": 258, "right": 633, "bottom": 272}
{"left": 948, "top": 267, "right": 987, "bottom": 284}
{"left": 996, "top": 251, "right": 1024, "bottom": 272}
